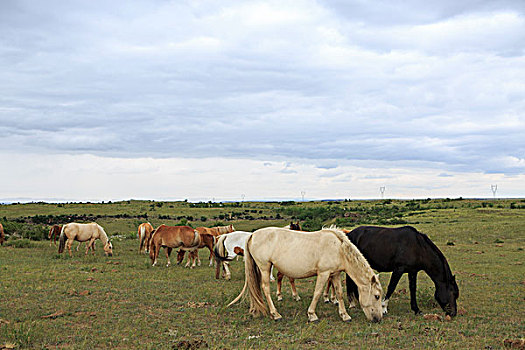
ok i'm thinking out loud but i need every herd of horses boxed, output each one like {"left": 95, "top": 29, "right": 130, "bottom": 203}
{"left": 45, "top": 219, "right": 459, "bottom": 322}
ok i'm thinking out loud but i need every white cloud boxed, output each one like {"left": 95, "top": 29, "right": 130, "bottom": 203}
{"left": 1, "top": 0, "right": 524, "bottom": 200}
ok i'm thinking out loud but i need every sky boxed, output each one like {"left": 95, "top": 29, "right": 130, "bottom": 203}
{"left": 1, "top": 0, "right": 524, "bottom": 202}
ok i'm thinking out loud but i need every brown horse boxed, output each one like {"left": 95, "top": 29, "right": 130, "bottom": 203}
{"left": 48, "top": 225, "right": 62, "bottom": 246}
{"left": 149, "top": 225, "right": 201, "bottom": 267}
{"left": 0, "top": 223, "right": 5, "bottom": 245}
{"left": 176, "top": 232, "right": 216, "bottom": 267}
{"left": 195, "top": 224, "right": 235, "bottom": 237}
{"left": 137, "top": 222, "right": 154, "bottom": 253}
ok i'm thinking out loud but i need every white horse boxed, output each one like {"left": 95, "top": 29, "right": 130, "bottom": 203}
{"left": 228, "top": 227, "right": 383, "bottom": 323}
{"left": 58, "top": 223, "right": 113, "bottom": 257}
{"left": 213, "top": 231, "right": 253, "bottom": 280}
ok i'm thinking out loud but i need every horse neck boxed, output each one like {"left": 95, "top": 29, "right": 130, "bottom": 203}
{"left": 342, "top": 246, "right": 374, "bottom": 288}
{"left": 98, "top": 227, "right": 108, "bottom": 245}
{"left": 421, "top": 241, "right": 452, "bottom": 286}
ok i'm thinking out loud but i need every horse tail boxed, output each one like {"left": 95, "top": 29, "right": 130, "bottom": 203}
{"left": 228, "top": 235, "right": 267, "bottom": 315}
{"left": 58, "top": 225, "right": 67, "bottom": 253}
{"left": 213, "top": 234, "right": 228, "bottom": 262}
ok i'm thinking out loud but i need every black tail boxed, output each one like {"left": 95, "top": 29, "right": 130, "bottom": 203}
{"left": 58, "top": 226, "right": 66, "bottom": 253}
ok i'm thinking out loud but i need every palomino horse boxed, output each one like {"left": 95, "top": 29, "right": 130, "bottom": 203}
{"left": 149, "top": 225, "right": 201, "bottom": 267}
{"left": 48, "top": 225, "right": 62, "bottom": 246}
{"left": 137, "top": 222, "right": 154, "bottom": 253}
{"left": 229, "top": 227, "right": 383, "bottom": 322}
{"left": 276, "top": 222, "right": 303, "bottom": 301}
{"left": 0, "top": 222, "right": 5, "bottom": 245}
{"left": 345, "top": 226, "right": 459, "bottom": 317}
{"left": 58, "top": 223, "right": 113, "bottom": 257}
{"left": 176, "top": 232, "right": 216, "bottom": 267}
{"left": 213, "top": 230, "right": 253, "bottom": 280}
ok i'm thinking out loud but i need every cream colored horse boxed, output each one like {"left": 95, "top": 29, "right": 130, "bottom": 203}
{"left": 229, "top": 227, "right": 383, "bottom": 323}
{"left": 58, "top": 223, "right": 113, "bottom": 257}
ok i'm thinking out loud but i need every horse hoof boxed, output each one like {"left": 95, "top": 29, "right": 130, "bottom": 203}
{"left": 324, "top": 299, "right": 330, "bottom": 304}
{"left": 277, "top": 296, "right": 283, "bottom": 301}
{"left": 272, "top": 315, "right": 283, "bottom": 321}
{"left": 309, "top": 318, "right": 320, "bottom": 323}
{"left": 294, "top": 296, "right": 301, "bottom": 302}
{"left": 341, "top": 316, "right": 352, "bottom": 322}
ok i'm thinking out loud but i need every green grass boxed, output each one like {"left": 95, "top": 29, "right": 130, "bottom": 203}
{"left": 0, "top": 200, "right": 524, "bottom": 349}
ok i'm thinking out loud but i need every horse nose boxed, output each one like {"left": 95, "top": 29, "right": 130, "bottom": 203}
{"left": 372, "top": 316, "right": 381, "bottom": 323}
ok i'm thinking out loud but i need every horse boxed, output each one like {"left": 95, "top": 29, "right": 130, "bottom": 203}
{"left": 175, "top": 224, "right": 235, "bottom": 267}
{"left": 176, "top": 232, "right": 216, "bottom": 267}
{"left": 196, "top": 224, "right": 235, "bottom": 237}
{"left": 276, "top": 222, "right": 303, "bottom": 301}
{"left": 149, "top": 225, "right": 201, "bottom": 267}
{"left": 137, "top": 222, "right": 154, "bottom": 253}
{"left": 58, "top": 223, "right": 113, "bottom": 257}
{"left": 228, "top": 227, "right": 383, "bottom": 323}
{"left": 213, "top": 230, "right": 253, "bottom": 280}
{"left": 0, "top": 223, "right": 5, "bottom": 245}
{"left": 344, "top": 226, "right": 459, "bottom": 317}
{"left": 48, "top": 225, "right": 62, "bottom": 246}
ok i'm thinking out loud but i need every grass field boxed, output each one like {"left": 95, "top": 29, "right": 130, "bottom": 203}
{"left": 0, "top": 199, "right": 524, "bottom": 349}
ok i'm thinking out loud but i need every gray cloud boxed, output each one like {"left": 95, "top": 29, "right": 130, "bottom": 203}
{"left": 1, "top": 0, "right": 524, "bottom": 180}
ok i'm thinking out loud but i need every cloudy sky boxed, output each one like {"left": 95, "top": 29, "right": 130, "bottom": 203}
{"left": 1, "top": 0, "right": 524, "bottom": 202}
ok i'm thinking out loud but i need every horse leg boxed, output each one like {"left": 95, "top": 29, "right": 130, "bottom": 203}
{"left": 324, "top": 277, "right": 337, "bottom": 304}
{"left": 208, "top": 246, "right": 214, "bottom": 267}
{"left": 152, "top": 244, "right": 159, "bottom": 266}
{"left": 191, "top": 250, "right": 198, "bottom": 268}
{"left": 260, "top": 266, "right": 282, "bottom": 320}
{"left": 346, "top": 275, "right": 359, "bottom": 308}
{"left": 223, "top": 261, "right": 231, "bottom": 280}
{"left": 289, "top": 277, "right": 300, "bottom": 301}
{"left": 215, "top": 258, "right": 222, "bottom": 279}
{"left": 383, "top": 270, "right": 404, "bottom": 315}
{"left": 184, "top": 251, "right": 191, "bottom": 268}
{"left": 408, "top": 271, "right": 422, "bottom": 315}
{"left": 66, "top": 239, "right": 74, "bottom": 258}
{"left": 276, "top": 271, "right": 284, "bottom": 301}
{"left": 195, "top": 249, "right": 201, "bottom": 266}
{"left": 307, "top": 271, "right": 331, "bottom": 322}
{"left": 332, "top": 273, "right": 351, "bottom": 322}
{"left": 269, "top": 265, "right": 275, "bottom": 282}
{"left": 165, "top": 247, "right": 172, "bottom": 267}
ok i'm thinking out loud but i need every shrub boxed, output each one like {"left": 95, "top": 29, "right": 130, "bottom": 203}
{"left": 6, "top": 239, "right": 35, "bottom": 248}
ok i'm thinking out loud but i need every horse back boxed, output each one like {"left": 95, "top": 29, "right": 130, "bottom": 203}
{"left": 155, "top": 225, "right": 199, "bottom": 248}
{"left": 348, "top": 226, "right": 426, "bottom": 272}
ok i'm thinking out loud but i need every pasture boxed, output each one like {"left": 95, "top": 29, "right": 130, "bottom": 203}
{"left": 0, "top": 199, "right": 524, "bottom": 349}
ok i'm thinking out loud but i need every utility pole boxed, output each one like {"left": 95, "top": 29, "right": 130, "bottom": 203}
{"left": 491, "top": 185, "right": 497, "bottom": 199}
{"left": 379, "top": 186, "right": 386, "bottom": 199}
{"left": 301, "top": 191, "right": 306, "bottom": 202}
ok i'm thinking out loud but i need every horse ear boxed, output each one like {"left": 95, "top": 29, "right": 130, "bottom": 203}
{"left": 371, "top": 274, "right": 379, "bottom": 284}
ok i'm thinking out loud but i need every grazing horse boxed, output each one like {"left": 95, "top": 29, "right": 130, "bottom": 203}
{"left": 0, "top": 222, "right": 5, "bottom": 245}
{"left": 213, "top": 231, "right": 253, "bottom": 280}
{"left": 149, "top": 225, "right": 201, "bottom": 267}
{"left": 58, "top": 223, "right": 113, "bottom": 257}
{"left": 48, "top": 225, "right": 62, "bottom": 246}
{"left": 176, "top": 232, "right": 216, "bottom": 267}
{"left": 276, "top": 222, "right": 303, "bottom": 301}
{"left": 228, "top": 227, "right": 383, "bottom": 323}
{"left": 345, "top": 226, "right": 459, "bottom": 317}
{"left": 196, "top": 224, "right": 235, "bottom": 237}
{"left": 137, "top": 222, "right": 154, "bottom": 253}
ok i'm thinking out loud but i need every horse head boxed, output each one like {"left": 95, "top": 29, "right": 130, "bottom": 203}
{"left": 357, "top": 274, "right": 383, "bottom": 323}
{"left": 104, "top": 241, "right": 113, "bottom": 257}
{"left": 435, "top": 275, "right": 459, "bottom": 316}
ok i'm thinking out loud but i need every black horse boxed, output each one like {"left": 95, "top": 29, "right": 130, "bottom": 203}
{"left": 345, "top": 226, "right": 459, "bottom": 317}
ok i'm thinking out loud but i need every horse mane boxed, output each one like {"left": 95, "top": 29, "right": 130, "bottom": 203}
{"left": 322, "top": 225, "right": 374, "bottom": 278}
{"left": 411, "top": 227, "right": 454, "bottom": 282}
